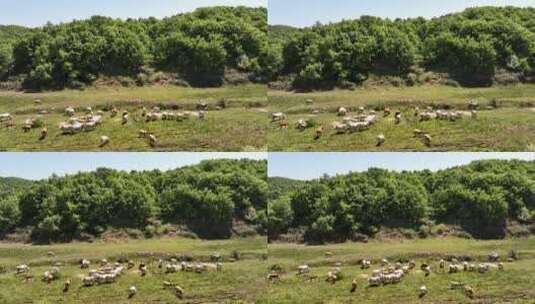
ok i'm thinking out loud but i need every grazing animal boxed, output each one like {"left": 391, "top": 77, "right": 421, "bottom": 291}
{"left": 394, "top": 112, "right": 402, "bottom": 124}
{"left": 65, "top": 107, "right": 75, "bottom": 117}
{"left": 63, "top": 279, "right": 71, "bottom": 293}
{"left": 267, "top": 272, "right": 280, "bottom": 282}
{"left": 122, "top": 113, "right": 129, "bottom": 125}
{"left": 337, "top": 107, "right": 348, "bottom": 117}
{"left": 148, "top": 134, "right": 157, "bottom": 147}
{"left": 196, "top": 101, "right": 208, "bottom": 111}
{"left": 488, "top": 252, "right": 500, "bottom": 262}
{"left": 384, "top": 107, "right": 391, "bottom": 117}
{"left": 174, "top": 285, "right": 184, "bottom": 299}
{"left": 139, "top": 263, "right": 147, "bottom": 276}
{"left": 297, "top": 265, "right": 310, "bottom": 275}
{"left": 422, "top": 264, "right": 432, "bottom": 276}
{"left": 99, "top": 136, "right": 110, "bottom": 147}
{"left": 139, "top": 130, "right": 148, "bottom": 138}
{"left": 376, "top": 134, "right": 385, "bottom": 146}
{"left": 23, "top": 122, "right": 32, "bottom": 132}
{"left": 314, "top": 126, "right": 323, "bottom": 140}
{"left": 271, "top": 112, "right": 286, "bottom": 122}
{"left": 419, "top": 285, "right": 428, "bottom": 298}
{"left": 16, "top": 264, "right": 30, "bottom": 274}
{"left": 128, "top": 286, "right": 137, "bottom": 298}
{"left": 326, "top": 271, "right": 338, "bottom": 284}
{"left": 332, "top": 122, "right": 348, "bottom": 134}
{"left": 279, "top": 121, "right": 289, "bottom": 129}
{"left": 464, "top": 285, "right": 475, "bottom": 299}
{"left": 423, "top": 134, "right": 432, "bottom": 147}
{"left": 81, "top": 259, "right": 90, "bottom": 269}
{"left": 296, "top": 119, "right": 308, "bottom": 131}
{"left": 350, "top": 279, "right": 357, "bottom": 293}
{"left": 39, "top": 127, "right": 48, "bottom": 140}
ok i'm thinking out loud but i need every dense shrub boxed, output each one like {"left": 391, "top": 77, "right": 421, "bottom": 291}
{"left": 1, "top": 159, "right": 267, "bottom": 243}
{"left": 270, "top": 6, "right": 535, "bottom": 89}
{"left": 1, "top": 6, "right": 267, "bottom": 90}
{"left": 269, "top": 160, "right": 535, "bottom": 243}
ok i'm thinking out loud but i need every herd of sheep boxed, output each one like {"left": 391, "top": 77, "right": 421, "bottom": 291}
{"left": 270, "top": 99, "right": 483, "bottom": 147}
{"left": 8, "top": 251, "right": 229, "bottom": 300}
{"left": 0, "top": 100, "right": 211, "bottom": 148}
{"left": 267, "top": 250, "right": 518, "bottom": 300}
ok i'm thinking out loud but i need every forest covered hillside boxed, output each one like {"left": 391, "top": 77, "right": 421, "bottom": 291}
{"left": 268, "top": 6, "right": 535, "bottom": 90}
{"left": 0, "top": 159, "right": 267, "bottom": 243}
{"left": 268, "top": 159, "right": 535, "bottom": 243}
{"left": 0, "top": 6, "right": 268, "bottom": 90}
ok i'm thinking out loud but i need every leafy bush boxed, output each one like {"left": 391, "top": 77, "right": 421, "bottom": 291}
{"left": 269, "top": 159, "right": 535, "bottom": 242}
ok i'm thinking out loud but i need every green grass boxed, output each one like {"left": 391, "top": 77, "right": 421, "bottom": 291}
{"left": 263, "top": 237, "right": 535, "bottom": 304}
{"left": 0, "top": 236, "right": 267, "bottom": 304}
{"left": 268, "top": 84, "right": 535, "bottom": 151}
{"left": 0, "top": 84, "right": 267, "bottom": 151}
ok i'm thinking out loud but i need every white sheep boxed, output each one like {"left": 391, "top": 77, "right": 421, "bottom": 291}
{"left": 271, "top": 112, "right": 286, "bottom": 122}
{"left": 297, "top": 264, "right": 310, "bottom": 275}
{"left": 360, "top": 260, "right": 371, "bottom": 269}
{"left": 148, "top": 134, "right": 157, "bottom": 147}
{"left": 99, "top": 136, "right": 110, "bottom": 147}
{"left": 16, "top": 264, "right": 30, "bottom": 274}
{"left": 368, "top": 276, "right": 381, "bottom": 287}
{"left": 423, "top": 134, "right": 432, "bottom": 147}
{"left": 65, "top": 107, "right": 75, "bottom": 117}
{"left": 81, "top": 259, "right": 91, "bottom": 269}
{"left": 394, "top": 112, "right": 402, "bottom": 124}
{"left": 337, "top": 107, "right": 348, "bottom": 116}
{"left": 376, "top": 134, "right": 385, "bottom": 146}
{"left": 419, "top": 285, "right": 428, "bottom": 298}
{"left": 332, "top": 122, "right": 348, "bottom": 134}
{"left": 128, "top": 286, "right": 137, "bottom": 298}
{"left": 0, "top": 113, "right": 13, "bottom": 122}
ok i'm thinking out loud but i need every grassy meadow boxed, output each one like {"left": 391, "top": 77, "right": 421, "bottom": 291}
{"left": 0, "top": 236, "right": 267, "bottom": 304}
{"left": 0, "top": 84, "right": 267, "bottom": 151}
{"left": 267, "top": 84, "right": 535, "bottom": 151}
{"left": 264, "top": 237, "right": 535, "bottom": 304}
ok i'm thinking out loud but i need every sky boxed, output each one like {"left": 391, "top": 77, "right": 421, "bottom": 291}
{"left": 0, "top": 152, "right": 266, "bottom": 180}
{"left": 268, "top": 153, "right": 535, "bottom": 180}
{"left": 0, "top": 0, "right": 266, "bottom": 27}
{"left": 269, "top": 0, "right": 535, "bottom": 27}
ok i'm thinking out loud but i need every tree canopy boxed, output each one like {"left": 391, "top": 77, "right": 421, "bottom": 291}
{"left": 269, "top": 6, "right": 535, "bottom": 89}
{"left": 269, "top": 160, "right": 535, "bottom": 243}
{"left": 0, "top": 6, "right": 267, "bottom": 89}
{"left": 0, "top": 159, "right": 267, "bottom": 243}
